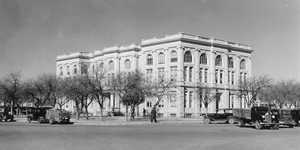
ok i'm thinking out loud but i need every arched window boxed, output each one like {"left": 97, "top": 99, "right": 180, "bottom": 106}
{"left": 66, "top": 65, "right": 70, "bottom": 75}
{"left": 240, "top": 59, "right": 246, "bottom": 70}
{"left": 124, "top": 59, "right": 131, "bottom": 69}
{"left": 170, "top": 50, "right": 177, "bottom": 62}
{"left": 215, "top": 55, "right": 222, "bottom": 66}
{"left": 228, "top": 57, "right": 234, "bottom": 68}
{"left": 200, "top": 53, "right": 207, "bottom": 65}
{"left": 73, "top": 65, "right": 77, "bottom": 74}
{"left": 184, "top": 51, "right": 192, "bottom": 62}
{"left": 147, "top": 54, "right": 153, "bottom": 65}
{"left": 158, "top": 52, "right": 165, "bottom": 64}
{"left": 108, "top": 60, "right": 114, "bottom": 71}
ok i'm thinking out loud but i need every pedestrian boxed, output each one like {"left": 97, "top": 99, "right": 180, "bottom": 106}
{"left": 150, "top": 107, "right": 157, "bottom": 123}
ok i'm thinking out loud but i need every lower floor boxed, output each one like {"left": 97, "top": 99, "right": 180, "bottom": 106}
{"left": 60, "top": 87, "right": 249, "bottom": 118}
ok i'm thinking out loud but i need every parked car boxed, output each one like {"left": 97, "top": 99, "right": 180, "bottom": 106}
{"left": 233, "top": 106, "right": 279, "bottom": 129}
{"left": 27, "top": 106, "right": 52, "bottom": 123}
{"left": 0, "top": 107, "right": 14, "bottom": 122}
{"left": 277, "top": 109, "right": 300, "bottom": 128}
{"left": 46, "top": 109, "right": 71, "bottom": 124}
{"left": 203, "top": 109, "right": 235, "bottom": 124}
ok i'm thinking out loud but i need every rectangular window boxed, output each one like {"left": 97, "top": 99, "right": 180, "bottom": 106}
{"left": 158, "top": 67, "right": 165, "bottom": 79}
{"left": 220, "top": 70, "right": 223, "bottom": 84}
{"left": 170, "top": 66, "right": 177, "bottom": 82}
{"left": 184, "top": 67, "right": 188, "bottom": 81}
{"left": 189, "top": 67, "right": 193, "bottom": 82}
{"left": 204, "top": 69, "right": 208, "bottom": 83}
{"left": 215, "top": 69, "right": 218, "bottom": 83}
{"left": 240, "top": 72, "right": 243, "bottom": 83}
{"left": 228, "top": 71, "right": 231, "bottom": 84}
{"left": 199, "top": 68, "right": 203, "bottom": 83}
{"left": 169, "top": 92, "right": 177, "bottom": 107}
{"left": 231, "top": 71, "right": 234, "bottom": 85}
{"left": 146, "top": 69, "right": 153, "bottom": 80}
{"left": 189, "top": 91, "right": 193, "bottom": 108}
{"left": 184, "top": 89, "right": 187, "bottom": 108}
{"left": 244, "top": 73, "right": 247, "bottom": 83}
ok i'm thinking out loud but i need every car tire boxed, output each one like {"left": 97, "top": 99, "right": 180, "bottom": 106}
{"left": 49, "top": 119, "right": 54, "bottom": 124}
{"left": 203, "top": 118, "right": 211, "bottom": 124}
{"left": 228, "top": 118, "right": 235, "bottom": 124}
{"left": 255, "top": 121, "right": 262, "bottom": 130}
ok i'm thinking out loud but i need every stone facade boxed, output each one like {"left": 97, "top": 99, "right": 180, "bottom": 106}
{"left": 56, "top": 32, "right": 253, "bottom": 118}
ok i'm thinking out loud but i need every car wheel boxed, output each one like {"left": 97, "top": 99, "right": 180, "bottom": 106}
{"left": 255, "top": 121, "right": 262, "bottom": 130}
{"left": 228, "top": 118, "right": 235, "bottom": 124}
{"left": 49, "top": 119, "right": 54, "bottom": 124}
{"left": 203, "top": 118, "right": 211, "bottom": 124}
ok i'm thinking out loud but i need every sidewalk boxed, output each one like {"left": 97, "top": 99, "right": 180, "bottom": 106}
{"left": 72, "top": 117, "right": 205, "bottom": 126}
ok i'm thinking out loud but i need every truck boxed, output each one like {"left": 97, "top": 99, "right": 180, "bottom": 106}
{"left": 277, "top": 109, "right": 300, "bottom": 128}
{"left": 233, "top": 106, "right": 279, "bottom": 129}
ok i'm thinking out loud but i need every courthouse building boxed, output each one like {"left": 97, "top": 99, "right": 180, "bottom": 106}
{"left": 56, "top": 32, "right": 253, "bottom": 118}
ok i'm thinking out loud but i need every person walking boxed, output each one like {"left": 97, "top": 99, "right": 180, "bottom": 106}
{"left": 150, "top": 107, "right": 157, "bottom": 123}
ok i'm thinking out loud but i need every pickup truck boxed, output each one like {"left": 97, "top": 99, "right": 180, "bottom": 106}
{"left": 233, "top": 106, "right": 279, "bottom": 129}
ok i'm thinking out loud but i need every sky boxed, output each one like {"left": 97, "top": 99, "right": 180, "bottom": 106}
{"left": 0, "top": 0, "right": 299, "bottom": 80}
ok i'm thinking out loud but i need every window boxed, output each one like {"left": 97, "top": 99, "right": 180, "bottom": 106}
{"left": 204, "top": 69, "right": 208, "bottom": 83}
{"left": 244, "top": 73, "right": 247, "bottom": 82}
{"left": 158, "top": 52, "right": 165, "bottom": 64}
{"left": 200, "top": 53, "right": 207, "bottom": 65}
{"left": 231, "top": 71, "right": 234, "bottom": 85}
{"left": 184, "top": 51, "right": 192, "bottom": 62}
{"left": 108, "top": 60, "right": 114, "bottom": 71}
{"left": 170, "top": 66, "right": 177, "bottom": 82}
{"left": 146, "top": 69, "right": 153, "bottom": 80}
{"left": 81, "top": 64, "right": 88, "bottom": 74}
{"left": 184, "top": 89, "right": 188, "bottom": 108}
{"left": 159, "top": 100, "right": 164, "bottom": 108}
{"left": 92, "top": 64, "right": 95, "bottom": 73}
{"left": 189, "top": 91, "right": 193, "bottom": 108}
{"left": 215, "top": 69, "right": 218, "bottom": 83}
{"left": 124, "top": 59, "right": 131, "bottom": 69}
{"left": 99, "top": 62, "right": 104, "bottom": 72}
{"left": 73, "top": 65, "right": 77, "bottom": 74}
{"left": 240, "top": 59, "right": 246, "bottom": 70}
{"left": 66, "top": 66, "right": 70, "bottom": 75}
{"left": 169, "top": 92, "right": 177, "bottom": 107}
{"left": 147, "top": 101, "right": 152, "bottom": 107}
{"left": 228, "top": 57, "right": 234, "bottom": 68}
{"left": 215, "top": 55, "right": 222, "bottom": 66}
{"left": 59, "top": 67, "right": 63, "bottom": 76}
{"left": 220, "top": 70, "right": 223, "bottom": 84}
{"left": 147, "top": 54, "right": 153, "bottom": 65}
{"left": 239, "top": 72, "right": 243, "bottom": 83}
{"left": 228, "top": 71, "right": 231, "bottom": 84}
{"left": 184, "top": 66, "right": 188, "bottom": 81}
{"left": 189, "top": 67, "right": 193, "bottom": 82}
{"left": 199, "top": 68, "right": 203, "bottom": 83}
{"left": 170, "top": 50, "right": 177, "bottom": 62}
{"left": 158, "top": 67, "right": 165, "bottom": 79}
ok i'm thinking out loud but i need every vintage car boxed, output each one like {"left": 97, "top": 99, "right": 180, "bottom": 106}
{"left": 45, "top": 109, "right": 71, "bottom": 124}
{"left": 0, "top": 107, "right": 14, "bottom": 122}
{"left": 27, "top": 106, "right": 52, "bottom": 123}
{"left": 233, "top": 106, "right": 279, "bottom": 129}
{"left": 277, "top": 109, "right": 300, "bottom": 128}
{"left": 203, "top": 108, "right": 236, "bottom": 124}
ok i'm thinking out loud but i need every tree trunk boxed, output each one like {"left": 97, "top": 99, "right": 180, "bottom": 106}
{"left": 130, "top": 105, "right": 135, "bottom": 120}
{"left": 125, "top": 105, "right": 128, "bottom": 121}
{"left": 85, "top": 105, "right": 89, "bottom": 120}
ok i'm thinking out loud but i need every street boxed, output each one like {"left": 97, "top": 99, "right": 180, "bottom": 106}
{"left": 0, "top": 123, "right": 300, "bottom": 150}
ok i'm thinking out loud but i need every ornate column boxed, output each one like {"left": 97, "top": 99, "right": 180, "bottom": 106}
{"left": 177, "top": 46, "right": 185, "bottom": 117}
{"left": 194, "top": 49, "right": 201, "bottom": 117}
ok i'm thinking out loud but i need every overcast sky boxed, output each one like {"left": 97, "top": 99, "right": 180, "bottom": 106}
{"left": 0, "top": 0, "right": 299, "bottom": 80}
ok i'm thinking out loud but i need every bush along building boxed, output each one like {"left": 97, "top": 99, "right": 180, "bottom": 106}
{"left": 56, "top": 32, "right": 253, "bottom": 118}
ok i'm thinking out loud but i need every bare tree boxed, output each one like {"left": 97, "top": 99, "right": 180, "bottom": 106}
{"left": 238, "top": 75, "right": 272, "bottom": 107}
{"left": 196, "top": 86, "right": 217, "bottom": 116}
{"left": 88, "top": 70, "right": 109, "bottom": 119}
{"left": 111, "top": 71, "right": 147, "bottom": 120}
{"left": 260, "top": 80, "right": 299, "bottom": 108}
{"left": 23, "top": 74, "right": 57, "bottom": 108}
{"left": 0, "top": 72, "right": 23, "bottom": 116}
{"left": 63, "top": 76, "right": 91, "bottom": 120}
{"left": 144, "top": 77, "right": 172, "bottom": 112}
